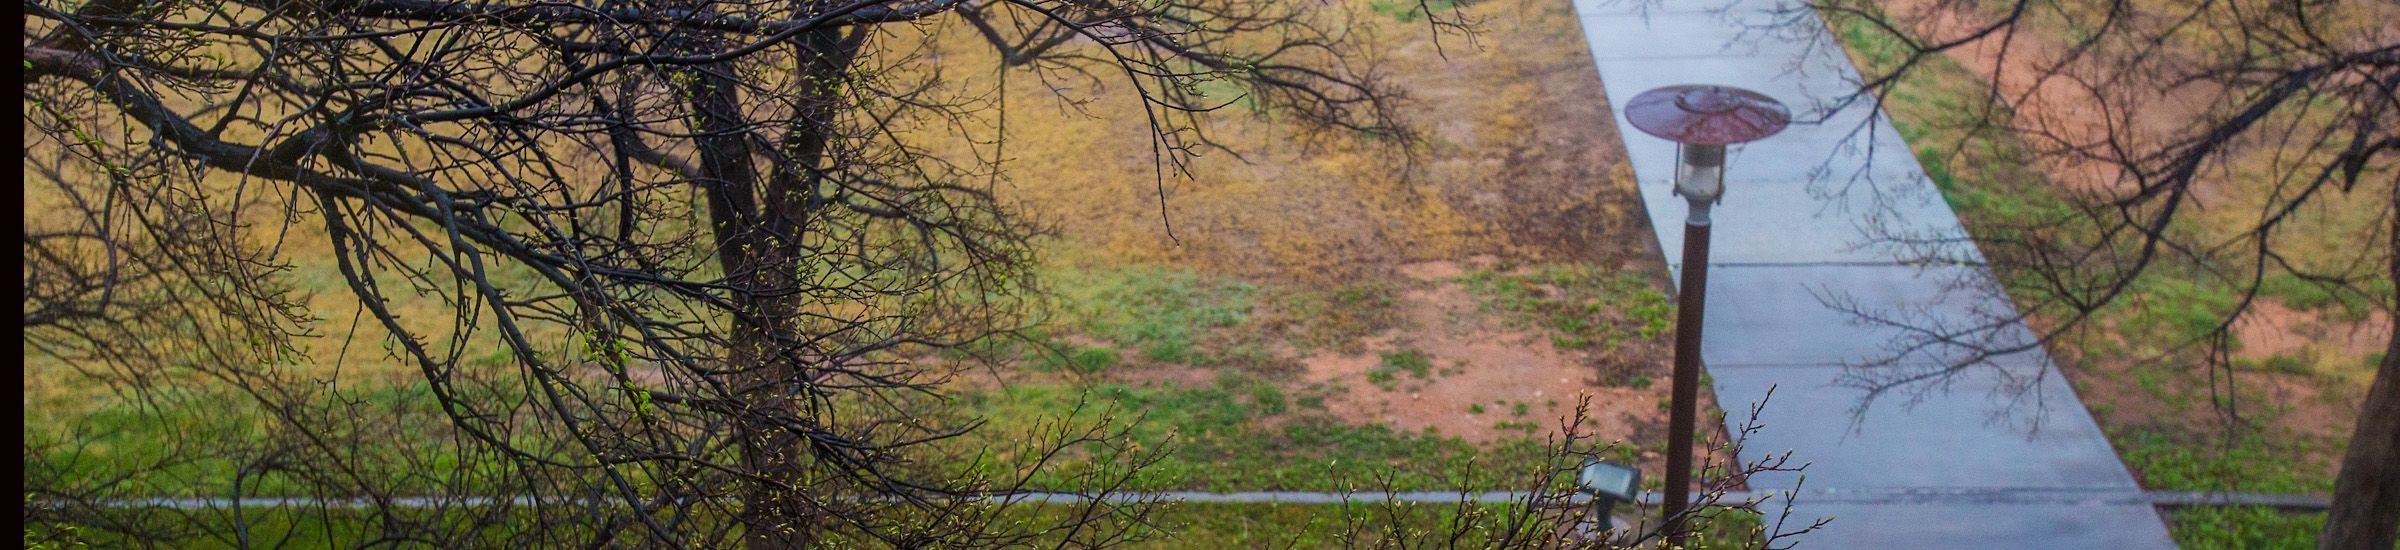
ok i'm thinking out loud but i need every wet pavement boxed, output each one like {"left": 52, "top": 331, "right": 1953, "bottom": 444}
{"left": 1569, "top": 0, "right": 2177, "bottom": 546}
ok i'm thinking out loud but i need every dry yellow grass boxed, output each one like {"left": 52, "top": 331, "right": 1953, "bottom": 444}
{"left": 905, "top": 0, "right": 1644, "bottom": 281}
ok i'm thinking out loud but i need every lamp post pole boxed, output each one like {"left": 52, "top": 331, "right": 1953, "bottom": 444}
{"left": 1663, "top": 142, "right": 1723, "bottom": 543}
{"left": 1621, "top": 85, "right": 1789, "bottom": 546}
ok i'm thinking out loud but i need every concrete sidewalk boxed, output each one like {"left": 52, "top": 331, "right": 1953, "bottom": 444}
{"left": 1568, "top": 0, "right": 2176, "bottom": 546}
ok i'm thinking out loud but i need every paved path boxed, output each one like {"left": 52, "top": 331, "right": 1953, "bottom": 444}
{"left": 1567, "top": 0, "right": 2177, "bottom": 547}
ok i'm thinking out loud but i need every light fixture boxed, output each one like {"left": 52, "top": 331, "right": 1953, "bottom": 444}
{"left": 1578, "top": 460, "right": 1642, "bottom": 540}
{"left": 1621, "top": 83, "right": 1790, "bottom": 545}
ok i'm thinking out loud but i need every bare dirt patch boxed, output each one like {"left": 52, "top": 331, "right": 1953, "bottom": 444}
{"left": 2228, "top": 304, "right": 2388, "bottom": 449}
{"left": 949, "top": 257, "right": 1719, "bottom": 478}
{"left": 2233, "top": 303, "right": 2391, "bottom": 369}
{"left": 1297, "top": 277, "right": 1662, "bottom": 444}
{"left": 1892, "top": 3, "right": 2199, "bottom": 193}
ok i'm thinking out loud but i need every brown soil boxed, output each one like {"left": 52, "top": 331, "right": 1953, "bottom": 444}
{"left": 1879, "top": 0, "right": 2212, "bottom": 195}
{"left": 963, "top": 259, "right": 1696, "bottom": 443}
{"left": 946, "top": 257, "right": 1724, "bottom": 482}
{"left": 1295, "top": 260, "right": 1672, "bottom": 445}
{"left": 2233, "top": 303, "right": 2392, "bottom": 368}
{"left": 2229, "top": 305, "right": 2389, "bottom": 449}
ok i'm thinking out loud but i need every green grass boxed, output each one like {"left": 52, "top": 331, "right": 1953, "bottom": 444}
{"left": 1370, "top": 349, "right": 1435, "bottom": 386}
{"left": 958, "top": 378, "right": 1577, "bottom": 492}
{"left": 1037, "top": 264, "right": 1406, "bottom": 369}
{"left": 2257, "top": 275, "right": 2381, "bottom": 320}
{"left": 1047, "top": 266, "right": 1257, "bottom": 367}
{"left": 2095, "top": 341, "right": 2350, "bottom": 548}
{"left": 23, "top": 498, "right": 1776, "bottom": 549}
{"left": 1458, "top": 265, "right": 1671, "bottom": 350}
{"left": 1366, "top": 0, "right": 1460, "bottom": 23}
{"left": 1382, "top": 350, "right": 1430, "bottom": 379}
{"left": 1127, "top": 501, "right": 1770, "bottom": 548}
{"left": 22, "top": 502, "right": 641, "bottom": 548}
{"left": 1457, "top": 264, "right": 1671, "bottom": 383}
{"left": 26, "top": 260, "right": 1668, "bottom": 543}
{"left": 2114, "top": 427, "right": 2333, "bottom": 494}
{"left": 1035, "top": 345, "right": 1125, "bottom": 373}
{"left": 2164, "top": 507, "right": 2327, "bottom": 549}
{"left": 24, "top": 382, "right": 540, "bottom": 500}
{"left": 2247, "top": 354, "right": 2315, "bottom": 377}
{"left": 27, "top": 370, "right": 1637, "bottom": 546}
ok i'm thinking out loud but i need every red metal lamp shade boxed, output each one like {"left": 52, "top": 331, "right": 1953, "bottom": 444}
{"left": 1624, "top": 85, "right": 1791, "bottom": 145}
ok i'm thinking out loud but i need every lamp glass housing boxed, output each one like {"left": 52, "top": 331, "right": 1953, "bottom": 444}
{"left": 1674, "top": 143, "right": 1727, "bottom": 201}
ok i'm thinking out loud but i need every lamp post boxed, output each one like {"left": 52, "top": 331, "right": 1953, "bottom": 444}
{"left": 1622, "top": 84, "right": 1789, "bottom": 544}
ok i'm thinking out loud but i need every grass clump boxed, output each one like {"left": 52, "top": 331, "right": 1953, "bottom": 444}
{"left": 1380, "top": 350, "right": 1433, "bottom": 378}
{"left": 1457, "top": 264, "right": 1672, "bottom": 385}
{"left": 1365, "top": 349, "right": 1435, "bottom": 390}
{"left": 1458, "top": 265, "right": 1671, "bottom": 354}
{"left": 1047, "top": 265, "right": 1257, "bottom": 367}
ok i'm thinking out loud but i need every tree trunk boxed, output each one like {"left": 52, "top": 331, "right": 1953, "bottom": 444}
{"left": 2320, "top": 328, "right": 2400, "bottom": 550}
{"left": 2317, "top": 208, "right": 2400, "bottom": 550}
{"left": 730, "top": 320, "right": 813, "bottom": 550}
{"left": 677, "top": 49, "right": 815, "bottom": 549}
{"left": 684, "top": 25, "right": 861, "bottom": 549}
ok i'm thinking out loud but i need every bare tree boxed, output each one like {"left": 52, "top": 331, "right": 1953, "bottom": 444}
{"left": 1804, "top": 0, "right": 2397, "bottom": 547}
{"left": 21, "top": 0, "right": 1417, "bottom": 545}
